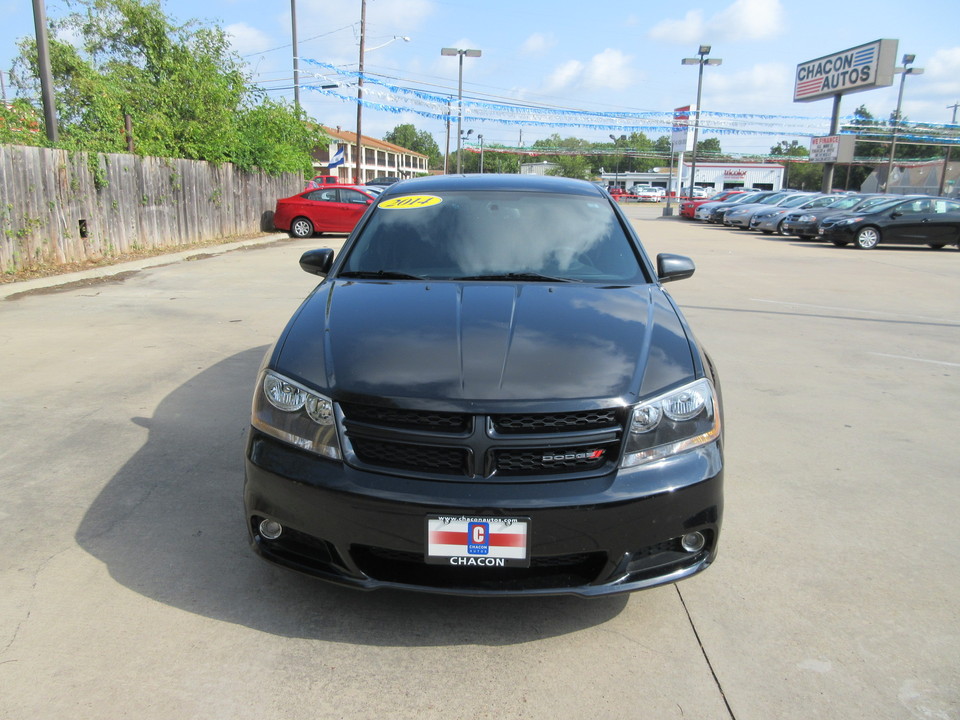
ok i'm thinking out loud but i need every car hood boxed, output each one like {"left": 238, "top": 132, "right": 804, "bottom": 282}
{"left": 273, "top": 280, "right": 696, "bottom": 409}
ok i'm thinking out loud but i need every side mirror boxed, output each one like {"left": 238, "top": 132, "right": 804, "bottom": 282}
{"left": 890, "top": 212, "right": 902, "bottom": 219}
{"left": 656, "top": 253, "right": 695, "bottom": 283}
{"left": 299, "top": 248, "right": 335, "bottom": 276}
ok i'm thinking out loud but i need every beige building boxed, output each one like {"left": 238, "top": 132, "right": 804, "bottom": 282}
{"left": 314, "top": 126, "right": 429, "bottom": 184}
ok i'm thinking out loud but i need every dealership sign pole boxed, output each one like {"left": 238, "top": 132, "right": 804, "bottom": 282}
{"left": 794, "top": 39, "right": 898, "bottom": 192}
{"left": 665, "top": 106, "right": 694, "bottom": 216}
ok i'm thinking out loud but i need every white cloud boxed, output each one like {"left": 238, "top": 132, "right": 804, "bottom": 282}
{"left": 648, "top": 0, "right": 785, "bottom": 44}
{"left": 542, "top": 50, "right": 634, "bottom": 93}
{"left": 713, "top": 0, "right": 785, "bottom": 41}
{"left": 520, "top": 33, "right": 555, "bottom": 56}
{"left": 544, "top": 60, "right": 584, "bottom": 92}
{"left": 225, "top": 22, "right": 273, "bottom": 56}
{"left": 924, "top": 46, "right": 960, "bottom": 98}
{"left": 705, "top": 62, "right": 794, "bottom": 113}
{"left": 585, "top": 49, "right": 634, "bottom": 90}
{"left": 648, "top": 10, "right": 705, "bottom": 45}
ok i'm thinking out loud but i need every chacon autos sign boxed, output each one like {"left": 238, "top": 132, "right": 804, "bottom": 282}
{"left": 794, "top": 39, "right": 898, "bottom": 103}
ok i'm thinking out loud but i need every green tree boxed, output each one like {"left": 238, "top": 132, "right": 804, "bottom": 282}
{"left": 10, "top": 0, "right": 322, "bottom": 173}
{"left": 770, "top": 140, "right": 823, "bottom": 190}
{"left": 696, "top": 137, "right": 724, "bottom": 158}
{"left": 545, "top": 154, "right": 591, "bottom": 180}
{"left": 0, "top": 100, "right": 44, "bottom": 144}
{"left": 384, "top": 123, "right": 442, "bottom": 169}
{"left": 234, "top": 100, "right": 326, "bottom": 175}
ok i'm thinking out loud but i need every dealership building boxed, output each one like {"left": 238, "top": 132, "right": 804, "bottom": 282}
{"left": 601, "top": 162, "right": 785, "bottom": 195}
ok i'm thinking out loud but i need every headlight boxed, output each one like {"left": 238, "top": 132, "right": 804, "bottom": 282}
{"left": 834, "top": 217, "right": 862, "bottom": 226}
{"left": 251, "top": 370, "right": 342, "bottom": 460}
{"left": 797, "top": 214, "right": 816, "bottom": 222}
{"left": 621, "top": 378, "right": 721, "bottom": 467}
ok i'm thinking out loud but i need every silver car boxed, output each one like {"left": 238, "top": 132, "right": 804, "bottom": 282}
{"left": 749, "top": 194, "right": 835, "bottom": 234}
{"left": 717, "top": 192, "right": 798, "bottom": 227}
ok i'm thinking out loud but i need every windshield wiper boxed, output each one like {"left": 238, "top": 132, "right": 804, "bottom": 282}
{"left": 451, "top": 272, "right": 580, "bottom": 283}
{"left": 338, "top": 270, "right": 427, "bottom": 280}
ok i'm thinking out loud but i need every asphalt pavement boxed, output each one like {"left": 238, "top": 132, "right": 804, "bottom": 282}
{"left": 1, "top": 205, "right": 957, "bottom": 719}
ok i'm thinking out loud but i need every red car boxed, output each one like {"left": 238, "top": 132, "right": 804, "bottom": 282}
{"left": 273, "top": 186, "right": 377, "bottom": 238}
{"left": 679, "top": 190, "right": 744, "bottom": 219}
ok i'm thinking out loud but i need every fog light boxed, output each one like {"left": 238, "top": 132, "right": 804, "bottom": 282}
{"left": 259, "top": 519, "right": 283, "bottom": 540}
{"left": 681, "top": 531, "right": 705, "bottom": 553}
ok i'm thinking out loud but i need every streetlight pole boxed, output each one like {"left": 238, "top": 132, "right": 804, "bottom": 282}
{"left": 478, "top": 134, "right": 484, "bottom": 173}
{"left": 441, "top": 47, "right": 481, "bottom": 173}
{"left": 884, "top": 54, "right": 924, "bottom": 193}
{"left": 682, "top": 45, "right": 721, "bottom": 197}
{"left": 938, "top": 102, "right": 959, "bottom": 197}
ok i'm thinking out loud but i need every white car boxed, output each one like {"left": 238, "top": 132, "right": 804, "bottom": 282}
{"left": 634, "top": 186, "right": 664, "bottom": 203}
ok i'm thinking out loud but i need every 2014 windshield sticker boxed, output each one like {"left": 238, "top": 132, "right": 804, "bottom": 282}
{"left": 379, "top": 195, "right": 442, "bottom": 209}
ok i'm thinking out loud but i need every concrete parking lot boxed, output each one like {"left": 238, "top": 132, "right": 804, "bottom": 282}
{"left": 1, "top": 204, "right": 957, "bottom": 719}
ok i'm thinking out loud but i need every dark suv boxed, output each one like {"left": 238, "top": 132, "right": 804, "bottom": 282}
{"left": 244, "top": 174, "right": 724, "bottom": 597}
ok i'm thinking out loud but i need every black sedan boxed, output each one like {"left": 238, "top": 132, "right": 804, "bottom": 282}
{"left": 780, "top": 194, "right": 894, "bottom": 240}
{"left": 244, "top": 174, "right": 724, "bottom": 597}
{"left": 818, "top": 196, "right": 960, "bottom": 249}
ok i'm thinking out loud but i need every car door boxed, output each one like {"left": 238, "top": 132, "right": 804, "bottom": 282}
{"left": 880, "top": 199, "right": 930, "bottom": 244}
{"left": 301, "top": 189, "right": 339, "bottom": 231}
{"left": 919, "top": 199, "right": 960, "bottom": 246}
{"left": 336, "top": 189, "right": 374, "bottom": 232}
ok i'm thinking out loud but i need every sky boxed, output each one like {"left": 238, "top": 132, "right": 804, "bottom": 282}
{"left": 2, "top": 0, "right": 959, "bottom": 157}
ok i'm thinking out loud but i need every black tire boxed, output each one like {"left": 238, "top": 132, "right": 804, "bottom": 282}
{"left": 798, "top": 235, "right": 813, "bottom": 241}
{"left": 854, "top": 226, "right": 880, "bottom": 250}
{"left": 831, "top": 240, "right": 849, "bottom": 247}
{"left": 927, "top": 243, "right": 946, "bottom": 249}
{"left": 761, "top": 230, "right": 772, "bottom": 235}
{"left": 776, "top": 220, "right": 787, "bottom": 236}
{"left": 289, "top": 217, "right": 314, "bottom": 238}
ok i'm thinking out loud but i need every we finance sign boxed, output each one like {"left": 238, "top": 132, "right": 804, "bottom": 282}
{"left": 794, "top": 40, "right": 897, "bottom": 103}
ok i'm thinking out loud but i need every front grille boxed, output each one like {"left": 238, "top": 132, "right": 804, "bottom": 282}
{"left": 351, "top": 437, "right": 468, "bottom": 475}
{"left": 340, "top": 403, "right": 624, "bottom": 481}
{"left": 352, "top": 545, "right": 607, "bottom": 590}
{"left": 340, "top": 403, "right": 470, "bottom": 433}
{"left": 496, "top": 442, "right": 618, "bottom": 475}
{"left": 492, "top": 409, "right": 619, "bottom": 434}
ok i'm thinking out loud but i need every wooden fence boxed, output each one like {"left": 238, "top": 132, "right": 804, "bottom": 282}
{"left": 0, "top": 144, "right": 302, "bottom": 273}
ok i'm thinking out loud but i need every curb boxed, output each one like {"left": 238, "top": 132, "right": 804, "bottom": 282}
{"left": 1, "top": 233, "right": 290, "bottom": 300}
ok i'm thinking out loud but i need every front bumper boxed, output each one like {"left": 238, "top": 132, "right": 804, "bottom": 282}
{"left": 781, "top": 220, "right": 819, "bottom": 237}
{"left": 244, "top": 431, "right": 724, "bottom": 597}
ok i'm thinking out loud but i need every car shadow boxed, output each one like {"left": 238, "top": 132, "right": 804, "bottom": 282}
{"left": 75, "top": 348, "right": 629, "bottom": 645}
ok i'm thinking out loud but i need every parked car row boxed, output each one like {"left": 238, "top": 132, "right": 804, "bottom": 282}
{"left": 682, "top": 189, "right": 960, "bottom": 251}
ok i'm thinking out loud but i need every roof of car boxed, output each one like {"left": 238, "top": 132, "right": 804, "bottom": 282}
{"left": 377, "top": 173, "right": 605, "bottom": 198}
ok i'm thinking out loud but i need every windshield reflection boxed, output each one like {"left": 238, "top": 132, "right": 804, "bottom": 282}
{"left": 341, "top": 191, "right": 646, "bottom": 283}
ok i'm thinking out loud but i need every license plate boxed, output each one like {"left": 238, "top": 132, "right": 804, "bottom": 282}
{"left": 818, "top": 228, "right": 825, "bottom": 235}
{"left": 425, "top": 515, "right": 530, "bottom": 567}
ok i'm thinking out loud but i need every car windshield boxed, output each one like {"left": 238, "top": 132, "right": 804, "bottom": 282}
{"left": 756, "top": 193, "right": 790, "bottom": 205}
{"left": 855, "top": 196, "right": 896, "bottom": 211}
{"left": 728, "top": 193, "right": 762, "bottom": 204}
{"left": 339, "top": 190, "right": 648, "bottom": 283}
{"left": 779, "top": 194, "right": 815, "bottom": 207}
{"left": 828, "top": 195, "right": 866, "bottom": 210}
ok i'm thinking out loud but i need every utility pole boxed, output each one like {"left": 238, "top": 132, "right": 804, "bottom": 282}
{"left": 291, "top": 0, "right": 300, "bottom": 110}
{"left": 354, "top": 0, "right": 367, "bottom": 184}
{"left": 32, "top": 0, "right": 58, "bottom": 143}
